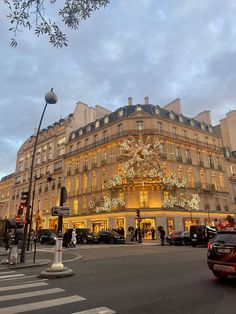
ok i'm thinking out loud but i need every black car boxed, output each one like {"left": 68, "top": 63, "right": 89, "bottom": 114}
{"left": 40, "top": 231, "right": 57, "bottom": 245}
{"left": 67, "top": 228, "right": 98, "bottom": 244}
{"left": 98, "top": 230, "right": 125, "bottom": 244}
{"left": 190, "top": 225, "right": 217, "bottom": 247}
{"left": 166, "top": 231, "right": 191, "bottom": 246}
{"left": 36, "top": 229, "right": 53, "bottom": 242}
{"left": 207, "top": 230, "right": 236, "bottom": 279}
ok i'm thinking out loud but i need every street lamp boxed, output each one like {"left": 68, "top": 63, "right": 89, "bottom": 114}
{"left": 20, "top": 89, "right": 58, "bottom": 263}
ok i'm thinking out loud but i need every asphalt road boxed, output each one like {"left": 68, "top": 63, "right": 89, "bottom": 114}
{"left": 0, "top": 244, "right": 235, "bottom": 314}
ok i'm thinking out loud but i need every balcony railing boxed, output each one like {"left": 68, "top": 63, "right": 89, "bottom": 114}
{"left": 186, "top": 158, "right": 192, "bottom": 164}
{"left": 65, "top": 128, "right": 222, "bottom": 159}
{"left": 176, "top": 156, "right": 182, "bottom": 162}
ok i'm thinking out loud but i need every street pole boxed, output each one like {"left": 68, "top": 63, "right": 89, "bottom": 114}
{"left": 20, "top": 89, "right": 58, "bottom": 263}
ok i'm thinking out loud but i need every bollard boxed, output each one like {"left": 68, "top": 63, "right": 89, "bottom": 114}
{"left": 50, "top": 236, "right": 64, "bottom": 270}
{"left": 9, "top": 245, "right": 18, "bottom": 265}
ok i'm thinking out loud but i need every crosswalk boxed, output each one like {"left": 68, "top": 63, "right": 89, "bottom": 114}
{"left": 0, "top": 269, "right": 116, "bottom": 314}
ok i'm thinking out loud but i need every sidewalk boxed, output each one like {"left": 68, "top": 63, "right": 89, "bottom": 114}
{"left": 0, "top": 246, "right": 82, "bottom": 270}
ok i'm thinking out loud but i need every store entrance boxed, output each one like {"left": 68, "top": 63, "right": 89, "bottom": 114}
{"left": 136, "top": 218, "right": 156, "bottom": 240}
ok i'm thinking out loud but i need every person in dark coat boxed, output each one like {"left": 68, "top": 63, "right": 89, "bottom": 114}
{"left": 62, "top": 230, "right": 71, "bottom": 248}
{"left": 159, "top": 228, "right": 166, "bottom": 246}
{"left": 151, "top": 228, "right": 155, "bottom": 240}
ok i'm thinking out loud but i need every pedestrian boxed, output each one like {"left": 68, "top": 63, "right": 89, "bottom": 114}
{"left": 3, "top": 228, "right": 11, "bottom": 252}
{"left": 134, "top": 228, "right": 138, "bottom": 242}
{"left": 159, "top": 227, "right": 166, "bottom": 246}
{"left": 62, "top": 230, "right": 70, "bottom": 248}
{"left": 151, "top": 227, "right": 155, "bottom": 240}
{"left": 70, "top": 229, "right": 77, "bottom": 248}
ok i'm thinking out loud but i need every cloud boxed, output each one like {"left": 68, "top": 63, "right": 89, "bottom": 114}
{"left": 1, "top": 0, "right": 236, "bottom": 178}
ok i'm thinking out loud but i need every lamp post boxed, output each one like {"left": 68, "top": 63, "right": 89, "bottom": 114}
{"left": 20, "top": 89, "right": 58, "bottom": 263}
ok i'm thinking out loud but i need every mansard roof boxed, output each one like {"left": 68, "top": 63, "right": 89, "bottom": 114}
{"left": 69, "top": 103, "right": 216, "bottom": 142}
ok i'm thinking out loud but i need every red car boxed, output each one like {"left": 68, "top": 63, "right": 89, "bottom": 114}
{"left": 207, "top": 230, "right": 236, "bottom": 279}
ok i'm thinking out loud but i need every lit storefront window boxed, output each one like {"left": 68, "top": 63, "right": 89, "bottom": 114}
{"left": 139, "top": 191, "right": 149, "bottom": 208}
{"left": 167, "top": 218, "right": 175, "bottom": 235}
{"left": 183, "top": 218, "right": 200, "bottom": 231}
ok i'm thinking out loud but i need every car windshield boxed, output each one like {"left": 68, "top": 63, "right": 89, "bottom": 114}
{"left": 214, "top": 233, "right": 236, "bottom": 244}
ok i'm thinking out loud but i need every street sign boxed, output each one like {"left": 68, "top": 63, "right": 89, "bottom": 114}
{"left": 51, "top": 206, "right": 70, "bottom": 216}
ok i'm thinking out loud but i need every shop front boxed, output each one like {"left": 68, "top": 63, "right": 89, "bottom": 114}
{"left": 135, "top": 217, "right": 156, "bottom": 240}
{"left": 92, "top": 220, "right": 107, "bottom": 233}
{"left": 183, "top": 218, "right": 200, "bottom": 231}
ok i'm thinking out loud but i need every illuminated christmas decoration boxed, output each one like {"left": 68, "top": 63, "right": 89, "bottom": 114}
{"left": 92, "top": 134, "right": 200, "bottom": 213}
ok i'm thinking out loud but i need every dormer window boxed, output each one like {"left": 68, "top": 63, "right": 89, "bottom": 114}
{"left": 136, "top": 106, "right": 142, "bottom": 112}
{"left": 95, "top": 121, "right": 100, "bottom": 128}
{"left": 169, "top": 112, "right": 175, "bottom": 120}
{"left": 155, "top": 106, "right": 160, "bottom": 115}
{"left": 179, "top": 115, "right": 184, "bottom": 123}
{"left": 79, "top": 129, "right": 83, "bottom": 136}
{"left": 71, "top": 133, "right": 75, "bottom": 140}
{"left": 118, "top": 109, "right": 124, "bottom": 117}
{"left": 104, "top": 116, "right": 109, "bottom": 124}
{"left": 190, "top": 119, "right": 195, "bottom": 127}
{"left": 209, "top": 126, "right": 213, "bottom": 133}
{"left": 201, "top": 122, "right": 205, "bottom": 130}
{"left": 87, "top": 125, "right": 91, "bottom": 132}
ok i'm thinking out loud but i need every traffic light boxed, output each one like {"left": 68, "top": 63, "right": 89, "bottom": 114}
{"left": 21, "top": 191, "right": 29, "bottom": 205}
{"left": 18, "top": 204, "right": 24, "bottom": 215}
{"left": 136, "top": 209, "right": 140, "bottom": 218}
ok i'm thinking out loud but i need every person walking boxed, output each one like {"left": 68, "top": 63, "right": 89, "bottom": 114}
{"left": 70, "top": 229, "right": 77, "bottom": 248}
{"left": 159, "top": 227, "right": 166, "bottom": 246}
{"left": 151, "top": 227, "right": 155, "bottom": 240}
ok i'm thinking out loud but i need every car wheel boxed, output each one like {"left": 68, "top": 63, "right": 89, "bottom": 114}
{"left": 212, "top": 270, "right": 228, "bottom": 279}
{"left": 82, "top": 238, "right": 88, "bottom": 244}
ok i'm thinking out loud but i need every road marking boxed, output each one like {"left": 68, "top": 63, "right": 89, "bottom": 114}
{"left": 0, "top": 288, "right": 64, "bottom": 302}
{"left": 0, "top": 274, "right": 24, "bottom": 279}
{"left": 0, "top": 271, "right": 17, "bottom": 275}
{"left": 0, "top": 295, "right": 86, "bottom": 314}
{"left": 0, "top": 281, "right": 48, "bottom": 292}
{"left": 0, "top": 275, "right": 37, "bottom": 281}
{"left": 72, "top": 307, "right": 116, "bottom": 314}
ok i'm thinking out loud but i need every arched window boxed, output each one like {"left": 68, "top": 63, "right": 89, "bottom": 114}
{"left": 73, "top": 199, "right": 78, "bottom": 215}
{"left": 74, "top": 176, "right": 79, "bottom": 194}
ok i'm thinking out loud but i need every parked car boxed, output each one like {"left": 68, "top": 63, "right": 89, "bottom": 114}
{"left": 40, "top": 231, "right": 57, "bottom": 245}
{"left": 67, "top": 228, "right": 98, "bottom": 244}
{"left": 207, "top": 230, "right": 236, "bottom": 279}
{"left": 166, "top": 231, "right": 191, "bottom": 246}
{"left": 98, "top": 230, "right": 125, "bottom": 244}
{"left": 190, "top": 225, "right": 217, "bottom": 247}
{"left": 36, "top": 229, "right": 53, "bottom": 242}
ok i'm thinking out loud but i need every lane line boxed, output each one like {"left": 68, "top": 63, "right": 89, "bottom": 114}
{"left": 0, "top": 281, "right": 48, "bottom": 292}
{"left": 0, "top": 295, "right": 86, "bottom": 314}
{"left": 0, "top": 288, "right": 64, "bottom": 302}
{"left": 72, "top": 307, "right": 116, "bottom": 314}
{"left": 0, "top": 274, "right": 24, "bottom": 279}
{"left": 0, "top": 271, "right": 17, "bottom": 275}
{"left": 0, "top": 275, "right": 37, "bottom": 281}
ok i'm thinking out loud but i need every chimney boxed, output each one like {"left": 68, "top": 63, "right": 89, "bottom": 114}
{"left": 128, "top": 97, "right": 133, "bottom": 106}
{"left": 144, "top": 96, "right": 149, "bottom": 105}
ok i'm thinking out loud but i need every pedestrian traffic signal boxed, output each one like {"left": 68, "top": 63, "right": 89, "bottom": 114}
{"left": 21, "top": 191, "right": 29, "bottom": 201}
{"left": 18, "top": 204, "right": 24, "bottom": 215}
{"left": 136, "top": 209, "right": 140, "bottom": 218}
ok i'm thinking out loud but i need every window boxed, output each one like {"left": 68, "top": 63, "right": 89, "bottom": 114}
{"left": 79, "top": 129, "right": 83, "bottom": 136}
{"left": 73, "top": 199, "right": 78, "bottom": 215}
{"left": 136, "top": 120, "right": 144, "bottom": 130}
{"left": 82, "top": 196, "right": 87, "bottom": 212}
{"left": 117, "top": 123, "right": 123, "bottom": 134}
{"left": 102, "top": 171, "right": 107, "bottom": 190}
{"left": 85, "top": 138, "right": 89, "bottom": 146}
{"left": 140, "top": 191, "right": 149, "bottom": 208}
{"left": 172, "top": 127, "right": 177, "bottom": 138}
{"left": 156, "top": 122, "right": 162, "bottom": 133}
{"left": 118, "top": 109, "right": 124, "bottom": 117}
{"left": 170, "top": 112, "right": 175, "bottom": 120}
{"left": 74, "top": 176, "right": 79, "bottom": 194}
{"left": 87, "top": 125, "right": 91, "bottom": 132}
{"left": 103, "top": 130, "right": 108, "bottom": 140}
{"left": 66, "top": 178, "right": 71, "bottom": 195}
{"left": 92, "top": 155, "right": 97, "bottom": 167}
{"left": 71, "top": 132, "right": 75, "bottom": 139}
{"left": 182, "top": 130, "right": 187, "bottom": 139}
{"left": 155, "top": 107, "right": 160, "bottom": 115}
{"left": 104, "top": 116, "right": 109, "bottom": 124}
{"left": 190, "top": 119, "right": 195, "bottom": 127}
{"left": 93, "top": 134, "right": 98, "bottom": 145}
{"left": 92, "top": 172, "right": 97, "bottom": 191}
{"left": 95, "top": 121, "right": 100, "bottom": 128}
{"left": 82, "top": 175, "right": 87, "bottom": 193}
{"left": 54, "top": 161, "right": 62, "bottom": 171}
{"left": 136, "top": 106, "right": 142, "bottom": 111}
{"left": 57, "top": 137, "right": 65, "bottom": 147}
{"left": 188, "top": 170, "right": 194, "bottom": 187}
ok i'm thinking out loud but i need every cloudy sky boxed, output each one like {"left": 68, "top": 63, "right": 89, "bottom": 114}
{"left": 1, "top": 0, "right": 236, "bottom": 179}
